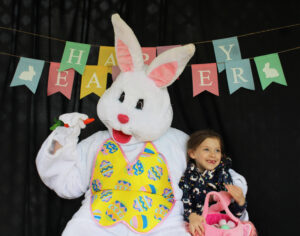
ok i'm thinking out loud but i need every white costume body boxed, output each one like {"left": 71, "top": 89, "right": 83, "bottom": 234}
{"left": 36, "top": 14, "right": 248, "bottom": 236}
{"left": 37, "top": 128, "right": 248, "bottom": 236}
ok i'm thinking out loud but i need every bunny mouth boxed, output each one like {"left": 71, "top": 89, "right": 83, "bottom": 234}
{"left": 112, "top": 129, "right": 132, "bottom": 144}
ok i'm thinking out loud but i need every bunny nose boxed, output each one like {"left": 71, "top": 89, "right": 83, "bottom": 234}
{"left": 118, "top": 114, "right": 129, "bottom": 124}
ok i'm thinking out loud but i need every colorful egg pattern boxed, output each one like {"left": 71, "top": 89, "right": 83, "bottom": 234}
{"left": 140, "top": 148, "right": 155, "bottom": 158}
{"left": 162, "top": 188, "right": 174, "bottom": 203}
{"left": 99, "top": 160, "right": 113, "bottom": 177}
{"left": 106, "top": 200, "right": 127, "bottom": 222}
{"left": 148, "top": 166, "right": 163, "bottom": 181}
{"left": 93, "top": 209, "right": 102, "bottom": 221}
{"left": 101, "top": 141, "right": 119, "bottom": 155}
{"left": 126, "top": 164, "right": 134, "bottom": 176}
{"left": 92, "top": 179, "right": 102, "bottom": 192}
{"left": 154, "top": 204, "right": 169, "bottom": 221}
{"left": 132, "top": 160, "right": 144, "bottom": 175}
{"left": 156, "top": 153, "right": 165, "bottom": 164}
{"left": 115, "top": 180, "right": 132, "bottom": 191}
{"left": 130, "top": 215, "right": 148, "bottom": 230}
{"left": 140, "top": 184, "right": 156, "bottom": 194}
{"left": 100, "top": 190, "right": 113, "bottom": 202}
{"left": 133, "top": 195, "right": 153, "bottom": 212}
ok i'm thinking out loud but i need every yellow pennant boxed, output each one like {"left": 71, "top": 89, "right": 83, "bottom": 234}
{"left": 80, "top": 65, "right": 108, "bottom": 99}
{"left": 98, "top": 46, "right": 118, "bottom": 74}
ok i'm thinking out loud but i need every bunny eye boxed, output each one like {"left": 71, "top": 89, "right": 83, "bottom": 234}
{"left": 119, "top": 92, "right": 125, "bottom": 103}
{"left": 135, "top": 99, "right": 144, "bottom": 110}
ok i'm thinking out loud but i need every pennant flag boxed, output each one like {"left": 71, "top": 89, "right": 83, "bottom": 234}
{"left": 59, "top": 41, "right": 91, "bottom": 74}
{"left": 47, "top": 62, "right": 75, "bottom": 99}
{"left": 213, "top": 37, "right": 242, "bottom": 73}
{"left": 80, "top": 65, "right": 108, "bottom": 99}
{"left": 142, "top": 47, "right": 156, "bottom": 65}
{"left": 254, "top": 53, "right": 287, "bottom": 90}
{"left": 157, "top": 45, "right": 181, "bottom": 55}
{"left": 225, "top": 59, "right": 255, "bottom": 94}
{"left": 98, "top": 46, "right": 117, "bottom": 74}
{"left": 10, "top": 57, "right": 45, "bottom": 93}
{"left": 191, "top": 63, "right": 219, "bottom": 96}
{"left": 111, "top": 47, "right": 157, "bottom": 81}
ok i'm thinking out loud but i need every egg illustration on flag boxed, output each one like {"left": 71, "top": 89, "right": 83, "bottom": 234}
{"left": 100, "top": 190, "right": 113, "bottom": 202}
{"left": 91, "top": 179, "right": 102, "bottom": 192}
{"left": 148, "top": 166, "right": 163, "bottom": 181}
{"left": 154, "top": 204, "right": 169, "bottom": 221}
{"left": 140, "top": 184, "right": 156, "bottom": 194}
{"left": 106, "top": 200, "right": 127, "bottom": 222}
{"left": 93, "top": 209, "right": 102, "bottom": 222}
{"left": 99, "top": 160, "right": 113, "bottom": 177}
{"left": 133, "top": 195, "right": 153, "bottom": 212}
{"left": 130, "top": 215, "right": 148, "bottom": 231}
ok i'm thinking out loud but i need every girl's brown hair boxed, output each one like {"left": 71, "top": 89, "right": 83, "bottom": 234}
{"left": 187, "top": 129, "right": 225, "bottom": 163}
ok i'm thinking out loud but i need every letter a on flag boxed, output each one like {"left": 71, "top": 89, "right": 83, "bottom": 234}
{"left": 254, "top": 53, "right": 287, "bottom": 90}
{"left": 80, "top": 65, "right": 108, "bottom": 99}
{"left": 191, "top": 63, "right": 219, "bottom": 96}
{"left": 48, "top": 62, "right": 75, "bottom": 99}
{"left": 225, "top": 59, "right": 255, "bottom": 94}
{"left": 213, "top": 37, "right": 242, "bottom": 73}
{"left": 10, "top": 57, "right": 45, "bottom": 93}
{"left": 59, "top": 41, "right": 91, "bottom": 74}
{"left": 98, "top": 46, "right": 117, "bottom": 74}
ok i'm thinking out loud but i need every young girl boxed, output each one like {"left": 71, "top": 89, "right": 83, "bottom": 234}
{"left": 179, "top": 130, "right": 247, "bottom": 236}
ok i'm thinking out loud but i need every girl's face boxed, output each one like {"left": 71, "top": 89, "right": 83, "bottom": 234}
{"left": 189, "top": 137, "right": 222, "bottom": 172}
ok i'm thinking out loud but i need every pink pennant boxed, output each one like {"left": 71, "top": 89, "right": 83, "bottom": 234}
{"left": 142, "top": 47, "right": 156, "bottom": 65}
{"left": 191, "top": 63, "right": 219, "bottom": 96}
{"left": 47, "top": 62, "right": 75, "bottom": 99}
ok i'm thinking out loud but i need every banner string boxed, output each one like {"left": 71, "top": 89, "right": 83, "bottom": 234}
{"left": 1, "top": 46, "right": 300, "bottom": 66}
{"left": 0, "top": 23, "right": 300, "bottom": 47}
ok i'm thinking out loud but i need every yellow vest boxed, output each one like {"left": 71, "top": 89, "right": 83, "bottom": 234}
{"left": 90, "top": 139, "right": 175, "bottom": 233}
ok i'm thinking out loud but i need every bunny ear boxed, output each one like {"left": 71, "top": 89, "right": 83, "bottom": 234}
{"left": 111, "top": 14, "right": 144, "bottom": 72}
{"left": 146, "top": 44, "right": 195, "bottom": 88}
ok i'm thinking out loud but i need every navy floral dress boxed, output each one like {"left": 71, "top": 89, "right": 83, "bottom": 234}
{"left": 179, "top": 157, "right": 247, "bottom": 222}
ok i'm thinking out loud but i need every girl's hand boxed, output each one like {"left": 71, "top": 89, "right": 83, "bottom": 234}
{"left": 188, "top": 213, "right": 205, "bottom": 236}
{"left": 225, "top": 184, "right": 245, "bottom": 206}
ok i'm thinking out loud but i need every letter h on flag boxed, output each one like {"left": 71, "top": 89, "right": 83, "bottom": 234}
{"left": 59, "top": 41, "right": 91, "bottom": 75}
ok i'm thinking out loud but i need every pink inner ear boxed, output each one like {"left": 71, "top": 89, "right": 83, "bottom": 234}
{"left": 116, "top": 39, "right": 134, "bottom": 72}
{"left": 148, "top": 62, "right": 178, "bottom": 87}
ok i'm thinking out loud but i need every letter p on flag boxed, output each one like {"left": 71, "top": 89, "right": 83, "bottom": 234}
{"left": 59, "top": 41, "right": 91, "bottom": 75}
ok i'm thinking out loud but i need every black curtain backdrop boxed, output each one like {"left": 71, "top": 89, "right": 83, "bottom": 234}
{"left": 0, "top": 0, "right": 299, "bottom": 235}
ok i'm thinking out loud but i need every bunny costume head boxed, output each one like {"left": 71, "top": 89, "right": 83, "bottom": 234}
{"left": 97, "top": 14, "right": 195, "bottom": 145}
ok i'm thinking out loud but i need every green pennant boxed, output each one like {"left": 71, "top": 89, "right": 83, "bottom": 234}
{"left": 254, "top": 53, "right": 287, "bottom": 90}
{"left": 59, "top": 41, "right": 91, "bottom": 75}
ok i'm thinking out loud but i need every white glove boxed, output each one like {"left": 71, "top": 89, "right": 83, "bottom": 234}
{"left": 52, "top": 112, "right": 88, "bottom": 146}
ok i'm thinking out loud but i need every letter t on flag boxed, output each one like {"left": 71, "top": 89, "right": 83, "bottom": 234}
{"left": 59, "top": 41, "right": 91, "bottom": 74}
{"left": 191, "top": 63, "right": 219, "bottom": 96}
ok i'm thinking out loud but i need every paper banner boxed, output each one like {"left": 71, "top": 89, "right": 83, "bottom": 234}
{"left": 59, "top": 41, "right": 91, "bottom": 74}
{"left": 111, "top": 47, "right": 157, "bottom": 81}
{"left": 47, "top": 62, "right": 75, "bottom": 99}
{"left": 225, "top": 59, "right": 255, "bottom": 94}
{"left": 213, "top": 37, "right": 242, "bottom": 73}
{"left": 191, "top": 63, "right": 219, "bottom": 96}
{"left": 80, "top": 65, "right": 108, "bottom": 99}
{"left": 254, "top": 53, "right": 287, "bottom": 90}
{"left": 10, "top": 57, "right": 45, "bottom": 93}
{"left": 98, "top": 46, "right": 117, "bottom": 74}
